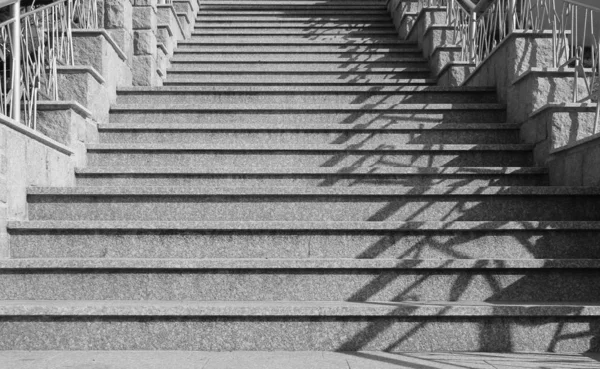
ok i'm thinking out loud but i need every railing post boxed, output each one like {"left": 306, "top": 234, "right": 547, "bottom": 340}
{"left": 507, "top": 0, "right": 516, "bottom": 32}
{"left": 10, "top": 0, "right": 21, "bottom": 123}
{"left": 447, "top": 0, "right": 454, "bottom": 26}
{"left": 469, "top": 11, "right": 477, "bottom": 62}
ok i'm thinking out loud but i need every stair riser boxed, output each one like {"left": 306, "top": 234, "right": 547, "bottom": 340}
{"left": 192, "top": 29, "right": 397, "bottom": 35}
{"left": 9, "top": 229, "right": 593, "bottom": 259}
{"left": 97, "top": 131, "right": 518, "bottom": 145}
{"left": 86, "top": 151, "right": 531, "bottom": 168}
{"left": 115, "top": 92, "right": 497, "bottom": 105}
{"left": 0, "top": 318, "right": 595, "bottom": 351}
{"left": 164, "top": 72, "right": 434, "bottom": 81}
{"left": 175, "top": 45, "right": 417, "bottom": 52}
{"left": 27, "top": 195, "right": 595, "bottom": 221}
{"left": 186, "top": 36, "right": 401, "bottom": 42}
{"left": 195, "top": 16, "right": 392, "bottom": 21}
{"left": 194, "top": 23, "right": 396, "bottom": 28}
{"left": 75, "top": 174, "right": 546, "bottom": 187}
{"left": 197, "top": 9, "right": 388, "bottom": 14}
{"left": 171, "top": 53, "right": 425, "bottom": 61}
{"left": 108, "top": 111, "right": 506, "bottom": 124}
{"left": 167, "top": 64, "right": 429, "bottom": 72}
{"left": 1, "top": 270, "right": 598, "bottom": 302}
{"left": 169, "top": 61, "right": 428, "bottom": 68}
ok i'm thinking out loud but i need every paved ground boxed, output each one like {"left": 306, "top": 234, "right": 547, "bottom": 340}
{"left": 1, "top": 351, "right": 599, "bottom": 369}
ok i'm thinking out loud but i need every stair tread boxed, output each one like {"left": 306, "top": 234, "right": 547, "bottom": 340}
{"left": 118, "top": 86, "right": 478, "bottom": 93}
{"left": 1, "top": 300, "right": 599, "bottom": 316}
{"left": 26, "top": 185, "right": 597, "bottom": 196}
{"left": 8, "top": 220, "right": 593, "bottom": 231}
{"left": 109, "top": 103, "right": 505, "bottom": 111}
{"left": 167, "top": 67, "right": 431, "bottom": 72}
{"left": 77, "top": 166, "right": 542, "bottom": 174}
{"left": 86, "top": 143, "right": 530, "bottom": 151}
{"left": 98, "top": 122, "right": 517, "bottom": 130}
{"left": 1, "top": 258, "right": 600, "bottom": 269}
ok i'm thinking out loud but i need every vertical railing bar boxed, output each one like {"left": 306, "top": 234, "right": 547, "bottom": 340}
{"left": 10, "top": 0, "right": 21, "bottom": 123}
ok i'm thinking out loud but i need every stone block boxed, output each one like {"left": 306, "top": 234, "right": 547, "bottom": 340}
{"left": 533, "top": 138, "right": 551, "bottom": 166}
{"left": 437, "top": 63, "right": 475, "bottom": 87}
{"left": 177, "top": 13, "right": 191, "bottom": 39}
{"left": 5, "top": 130, "right": 27, "bottom": 221}
{"left": 132, "top": 5, "right": 157, "bottom": 30}
{"left": 156, "top": 44, "right": 169, "bottom": 77}
{"left": 134, "top": 0, "right": 157, "bottom": 7}
{"left": 548, "top": 154, "right": 566, "bottom": 186}
{"left": 26, "top": 142, "right": 48, "bottom": 188}
{"left": 582, "top": 144, "right": 600, "bottom": 186}
{"left": 134, "top": 29, "right": 157, "bottom": 56}
{"left": 104, "top": 0, "right": 133, "bottom": 31}
{"left": 72, "top": 30, "right": 133, "bottom": 103}
{"left": 422, "top": 27, "right": 456, "bottom": 59}
{"left": 106, "top": 28, "right": 134, "bottom": 65}
{"left": 156, "top": 25, "right": 175, "bottom": 56}
{"left": 431, "top": 47, "right": 462, "bottom": 78}
{"left": 564, "top": 151, "right": 584, "bottom": 186}
{"left": 508, "top": 35, "right": 556, "bottom": 82}
{"left": 56, "top": 67, "right": 110, "bottom": 124}
{"left": 132, "top": 55, "right": 158, "bottom": 86}
{"left": 157, "top": 5, "right": 184, "bottom": 42}
{"left": 550, "top": 110, "right": 596, "bottom": 149}
{"left": 36, "top": 102, "right": 93, "bottom": 167}
{"left": 510, "top": 69, "right": 589, "bottom": 124}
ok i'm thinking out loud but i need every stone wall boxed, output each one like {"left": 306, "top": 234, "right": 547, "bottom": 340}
{"left": 0, "top": 115, "right": 75, "bottom": 258}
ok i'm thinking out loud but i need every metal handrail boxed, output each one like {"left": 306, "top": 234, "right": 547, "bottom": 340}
{"left": 0, "top": 0, "right": 97, "bottom": 128}
{"left": 0, "top": 0, "right": 18, "bottom": 8}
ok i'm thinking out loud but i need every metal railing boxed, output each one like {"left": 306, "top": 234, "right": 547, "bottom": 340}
{"left": 0, "top": 0, "right": 96, "bottom": 129}
{"left": 442, "top": 0, "right": 600, "bottom": 131}
{"left": 558, "top": 0, "right": 600, "bottom": 132}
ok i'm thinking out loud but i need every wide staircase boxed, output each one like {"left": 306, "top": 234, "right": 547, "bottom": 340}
{"left": 3, "top": 0, "right": 600, "bottom": 353}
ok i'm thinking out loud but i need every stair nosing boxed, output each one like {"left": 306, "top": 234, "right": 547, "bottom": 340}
{"left": 1, "top": 300, "right": 597, "bottom": 317}
{"left": 26, "top": 185, "right": 597, "bottom": 197}
{"left": 0, "top": 258, "right": 597, "bottom": 270}
{"left": 9, "top": 220, "right": 586, "bottom": 231}
{"left": 109, "top": 103, "right": 506, "bottom": 111}
{"left": 75, "top": 166, "right": 545, "bottom": 175}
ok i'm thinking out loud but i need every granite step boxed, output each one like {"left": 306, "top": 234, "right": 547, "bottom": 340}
{"left": 198, "top": 5, "right": 389, "bottom": 11}
{"left": 169, "top": 58, "right": 427, "bottom": 67}
{"left": 107, "top": 104, "right": 506, "bottom": 124}
{"left": 0, "top": 300, "right": 598, "bottom": 351}
{"left": 197, "top": 11, "right": 390, "bottom": 16}
{"left": 186, "top": 35, "right": 403, "bottom": 43}
{"left": 25, "top": 186, "right": 600, "bottom": 222}
{"left": 171, "top": 50, "right": 426, "bottom": 61}
{"left": 174, "top": 44, "right": 417, "bottom": 52}
{"left": 164, "top": 69, "right": 433, "bottom": 82}
{"left": 85, "top": 143, "right": 532, "bottom": 168}
{"left": 74, "top": 166, "right": 547, "bottom": 187}
{"left": 96, "top": 122, "right": 519, "bottom": 145}
{"left": 13, "top": 220, "right": 600, "bottom": 260}
{"left": 194, "top": 16, "right": 393, "bottom": 22}
{"left": 0, "top": 258, "right": 599, "bottom": 302}
{"left": 191, "top": 29, "right": 398, "bottom": 35}
{"left": 115, "top": 86, "right": 497, "bottom": 105}
{"left": 3, "top": 351, "right": 600, "bottom": 369}
{"left": 193, "top": 22, "right": 397, "bottom": 28}
{"left": 163, "top": 77, "right": 436, "bottom": 86}
{"left": 166, "top": 65, "right": 431, "bottom": 74}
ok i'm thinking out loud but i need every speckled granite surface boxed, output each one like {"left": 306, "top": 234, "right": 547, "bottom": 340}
{"left": 2, "top": 351, "right": 599, "bottom": 369}
{"left": 4, "top": 0, "right": 600, "bottom": 354}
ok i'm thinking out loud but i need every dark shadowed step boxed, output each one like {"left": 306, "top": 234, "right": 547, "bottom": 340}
{"left": 25, "top": 186, "right": 600, "bottom": 222}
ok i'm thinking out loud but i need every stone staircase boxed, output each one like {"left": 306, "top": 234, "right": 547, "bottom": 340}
{"left": 3, "top": 0, "right": 600, "bottom": 352}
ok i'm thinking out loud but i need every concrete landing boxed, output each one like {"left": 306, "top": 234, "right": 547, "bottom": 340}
{"left": 2, "top": 351, "right": 599, "bottom": 368}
